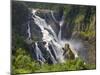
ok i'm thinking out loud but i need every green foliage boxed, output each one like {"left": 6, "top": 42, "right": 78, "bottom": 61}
{"left": 12, "top": 33, "right": 27, "bottom": 55}
{"left": 12, "top": 48, "right": 96, "bottom": 74}
{"left": 12, "top": 34, "right": 96, "bottom": 74}
{"left": 12, "top": 1, "right": 96, "bottom": 74}
{"left": 80, "top": 31, "right": 95, "bottom": 38}
{"left": 74, "top": 15, "right": 84, "bottom": 24}
{"left": 12, "top": 48, "right": 38, "bottom": 74}
{"left": 24, "top": 1, "right": 63, "bottom": 10}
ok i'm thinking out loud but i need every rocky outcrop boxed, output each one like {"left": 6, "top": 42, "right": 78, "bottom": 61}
{"left": 63, "top": 44, "right": 75, "bottom": 59}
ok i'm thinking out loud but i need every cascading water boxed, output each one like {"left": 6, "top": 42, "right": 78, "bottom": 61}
{"left": 35, "top": 42, "right": 46, "bottom": 64}
{"left": 58, "top": 15, "right": 64, "bottom": 41}
{"left": 44, "top": 42, "right": 57, "bottom": 64}
{"left": 51, "top": 11, "right": 58, "bottom": 23}
{"left": 32, "top": 9, "right": 65, "bottom": 63}
{"left": 27, "top": 22, "right": 31, "bottom": 39}
{"left": 26, "top": 9, "right": 80, "bottom": 64}
{"left": 51, "top": 12, "right": 79, "bottom": 59}
{"left": 26, "top": 21, "right": 33, "bottom": 44}
{"left": 27, "top": 21, "right": 46, "bottom": 64}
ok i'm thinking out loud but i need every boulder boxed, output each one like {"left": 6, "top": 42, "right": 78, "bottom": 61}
{"left": 63, "top": 44, "right": 75, "bottom": 60}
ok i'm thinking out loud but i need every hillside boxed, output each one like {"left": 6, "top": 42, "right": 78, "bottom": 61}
{"left": 11, "top": 1, "right": 96, "bottom": 74}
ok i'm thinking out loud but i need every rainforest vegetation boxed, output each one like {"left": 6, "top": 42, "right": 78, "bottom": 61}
{"left": 12, "top": 1, "right": 96, "bottom": 75}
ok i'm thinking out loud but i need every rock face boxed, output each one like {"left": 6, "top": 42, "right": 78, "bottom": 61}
{"left": 63, "top": 44, "right": 75, "bottom": 59}
{"left": 35, "top": 9, "right": 62, "bottom": 36}
{"left": 12, "top": 2, "right": 96, "bottom": 64}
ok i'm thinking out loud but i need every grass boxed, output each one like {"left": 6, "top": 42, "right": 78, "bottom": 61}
{"left": 12, "top": 48, "right": 96, "bottom": 75}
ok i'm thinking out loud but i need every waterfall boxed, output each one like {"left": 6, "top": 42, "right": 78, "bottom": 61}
{"left": 56, "top": 15, "right": 78, "bottom": 60}
{"left": 44, "top": 42, "right": 57, "bottom": 64}
{"left": 27, "top": 9, "right": 80, "bottom": 64}
{"left": 50, "top": 40, "right": 65, "bottom": 63}
{"left": 35, "top": 42, "right": 46, "bottom": 64}
{"left": 26, "top": 21, "right": 33, "bottom": 44}
{"left": 48, "top": 25, "right": 59, "bottom": 42}
{"left": 58, "top": 15, "right": 64, "bottom": 41}
{"left": 32, "top": 11, "right": 58, "bottom": 42}
{"left": 51, "top": 10, "right": 64, "bottom": 41}
{"left": 31, "top": 9, "right": 65, "bottom": 63}
{"left": 27, "top": 22, "right": 31, "bottom": 39}
{"left": 51, "top": 11, "right": 57, "bottom": 23}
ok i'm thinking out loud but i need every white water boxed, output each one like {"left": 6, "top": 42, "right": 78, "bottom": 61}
{"left": 45, "top": 42, "right": 57, "bottom": 64}
{"left": 28, "top": 9, "right": 79, "bottom": 64}
{"left": 48, "top": 25, "right": 58, "bottom": 42}
{"left": 51, "top": 11, "right": 57, "bottom": 23}
{"left": 27, "top": 22, "right": 31, "bottom": 39}
{"left": 27, "top": 20, "right": 46, "bottom": 64}
{"left": 35, "top": 42, "right": 46, "bottom": 64}
{"left": 51, "top": 12, "right": 79, "bottom": 59}
{"left": 58, "top": 15, "right": 64, "bottom": 41}
{"left": 32, "top": 9, "right": 66, "bottom": 63}
{"left": 26, "top": 22, "right": 33, "bottom": 44}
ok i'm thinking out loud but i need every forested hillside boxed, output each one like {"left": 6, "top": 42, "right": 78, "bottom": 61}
{"left": 12, "top": 1, "right": 96, "bottom": 74}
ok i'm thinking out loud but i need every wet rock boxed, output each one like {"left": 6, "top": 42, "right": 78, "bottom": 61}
{"left": 63, "top": 44, "right": 75, "bottom": 60}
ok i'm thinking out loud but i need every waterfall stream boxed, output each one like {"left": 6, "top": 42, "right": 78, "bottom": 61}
{"left": 27, "top": 22, "right": 31, "bottom": 39}
{"left": 26, "top": 9, "right": 79, "bottom": 64}
{"left": 51, "top": 11, "right": 58, "bottom": 23}
{"left": 58, "top": 15, "right": 64, "bottom": 41}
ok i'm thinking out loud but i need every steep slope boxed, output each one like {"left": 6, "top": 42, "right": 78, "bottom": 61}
{"left": 12, "top": 1, "right": 96, "bottom": 74}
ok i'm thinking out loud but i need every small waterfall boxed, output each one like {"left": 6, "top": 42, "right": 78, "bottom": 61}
{"left": 51, "top": 11, "right": 57, "bottom": 23}
{"left": 44, "top": 42, "right": 57, "bottom": 64}
{"left": 27, "top": 22, "right": 31, "bottom": 39}
{"left": 56, "top": 15, "right": 77, "bottom": 61}
{"left": 58, "top": 15, "right": 64, "bottom": 41}
{"left": 35, "top": 42, "right": 46, "bottom": 64}
{"left": 26, "top": 21, "right": 33, "bottom": 44}
{"left": 48, "top": 25, "right": 58, "bottom": 42}
{"left": 51, "top": 10, "right": 64, "bottom": 41}
{"left": 50, "top": 40, "right": 65, "bottom": 63}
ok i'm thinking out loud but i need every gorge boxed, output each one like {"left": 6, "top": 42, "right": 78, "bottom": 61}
{"left": 12, "top": 1, "right": 96, "bottom": 74}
